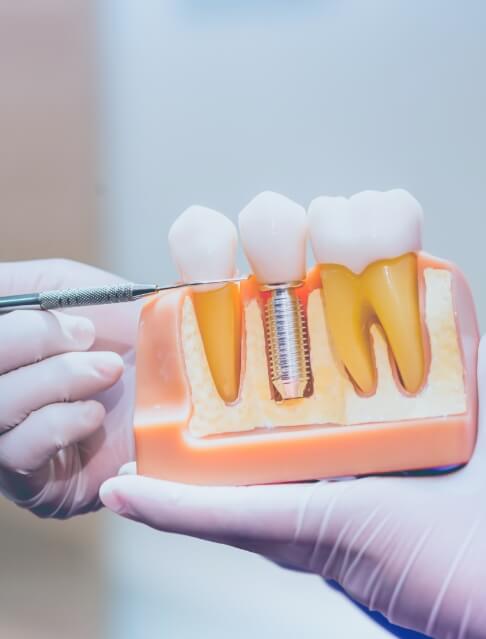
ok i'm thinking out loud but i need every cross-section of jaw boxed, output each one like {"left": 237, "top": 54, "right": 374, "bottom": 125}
{"left": 134, "top": 188, "right": 479, "bottom": 486}
{"left": 169, "top": 206, "right": 241, "bottom": 403}
{"left": 308, "top": 189, "right": 426, "bottom": 395}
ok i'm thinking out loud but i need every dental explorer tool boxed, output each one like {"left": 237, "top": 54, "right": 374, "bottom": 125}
{"left": 0, "top": 276, "right": 248, "bottom": 313}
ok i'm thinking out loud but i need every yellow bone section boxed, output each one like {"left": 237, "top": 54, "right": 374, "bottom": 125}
{"left": 182, "top": 269, "right": 465, "bottom": 438}
{"left": 192, "top": 283, "right": 241, "bottom": 404}
{"left": 320, "top": 253, "right": 425, "bottom": 395}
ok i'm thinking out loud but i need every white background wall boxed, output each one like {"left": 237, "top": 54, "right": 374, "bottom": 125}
{"left": 97, "top": 2, "right": 486, "bottom": 637}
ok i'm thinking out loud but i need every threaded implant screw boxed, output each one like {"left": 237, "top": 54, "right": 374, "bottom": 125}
{"left": 261, "top": 283, "right": 312, "bottom": 400}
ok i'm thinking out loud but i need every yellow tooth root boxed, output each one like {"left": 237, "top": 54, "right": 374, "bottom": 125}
{"left": 320, "top": 253, "right": 426, "bottom": 395}
{"left": 365, "top": 254, "right": 425, "bottom": 394}
{"left": 319, "top": 266, "right": 376, "bottom": 394}
{"left": 192, "top": 284, "right": 241, "bottom": 403}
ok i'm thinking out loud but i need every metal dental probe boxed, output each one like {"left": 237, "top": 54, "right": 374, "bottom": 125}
{"left": 0, "top": 276, "right": 249, "bottom": 313}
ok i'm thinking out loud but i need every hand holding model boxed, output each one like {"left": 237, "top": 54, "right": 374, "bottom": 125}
{"left": 101, "top": 190, "right": 484, "bottom": 637}
{"left": 0, "top": 260, "right": 137, "bottom": 517}
{"left": 102, "top": 351, "right": 486, "bottom": 638}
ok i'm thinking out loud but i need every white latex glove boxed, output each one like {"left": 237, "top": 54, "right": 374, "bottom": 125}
{"left": 101, "top": 336, "right": 486, "bottom": 639}
{"left": 0, "top": 260, "right": 139, "bottom": 518}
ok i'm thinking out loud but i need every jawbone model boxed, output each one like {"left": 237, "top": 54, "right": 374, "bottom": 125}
{"left": 133, "top": 190, "right": 479, "bottom": 485}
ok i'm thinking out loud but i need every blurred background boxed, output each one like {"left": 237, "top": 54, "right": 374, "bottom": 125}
{"left": 1, "top": 1, "right": 485, "bottom": 637}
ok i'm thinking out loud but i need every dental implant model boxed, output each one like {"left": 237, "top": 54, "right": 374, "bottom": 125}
{"left": 239, "top": 192, "right": 311, "bottom": 400}
{"left": 133, "top": 189, "right": 479, "bottom": 485}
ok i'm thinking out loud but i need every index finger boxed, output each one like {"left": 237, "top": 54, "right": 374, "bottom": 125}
{"left": 0, "top": 310, "right": 94, "bottom": 374}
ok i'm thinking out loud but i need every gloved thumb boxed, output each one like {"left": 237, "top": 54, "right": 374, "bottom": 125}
{"left": 99, "top": 470, "right": 364, "bottom": 571}
{"left": 466, "top": 334, "right": 486, "bottom": 468}
{"left": 99, "top": 474, "right": 310, "bottom": 544}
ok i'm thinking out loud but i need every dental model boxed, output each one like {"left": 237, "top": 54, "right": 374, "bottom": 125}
{"left": 133, "top": 190, "right": 479, "bottom": 485}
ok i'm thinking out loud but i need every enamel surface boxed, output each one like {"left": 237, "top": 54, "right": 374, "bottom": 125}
{"left": 308, "top": 189, "right": 423, "bottom": 274}
{"left": 239, "top": 191, "right": 307, "bottom": 284}
{"left": 168, "top": 205, "right": 237, "bottom": 284}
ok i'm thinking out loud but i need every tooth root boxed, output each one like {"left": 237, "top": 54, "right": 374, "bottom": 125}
{"left": 364, "top": 253, "right": 425, "bottom": 394}
{"left": 319, "top": 265, "right": 376, "bottom": 395}
{"left": 192, "top": 284, "right": 241, "bottom": 403}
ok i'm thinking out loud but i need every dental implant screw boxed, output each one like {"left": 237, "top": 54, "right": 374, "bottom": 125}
{"left": 261, "top": 282, "right": 312, "bottom": 401}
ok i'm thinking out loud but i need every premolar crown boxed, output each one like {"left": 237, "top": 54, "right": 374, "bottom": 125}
{"left": 169, "top": 205, "right": 238, "bottom": 285}
{"left": 169, "top": 205, "right": 241, "bottom": 403}
{"left": 239, "top": 191, "right": 311, "bottom": 400}
{"left": 309, "top": 189, "right": 426, "bottom": 395}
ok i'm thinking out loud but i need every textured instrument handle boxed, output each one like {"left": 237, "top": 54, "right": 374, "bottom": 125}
{"left": 39, "top": 284, "right": 134, "bottom": 310}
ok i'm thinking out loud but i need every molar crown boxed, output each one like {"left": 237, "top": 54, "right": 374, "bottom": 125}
{"left": 308, "top": 189, "right": 423, "bottom": 274}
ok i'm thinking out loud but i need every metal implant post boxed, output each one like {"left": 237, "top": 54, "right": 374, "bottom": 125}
{"left": 261, "top": 282, "right": 312, "bottom": 401}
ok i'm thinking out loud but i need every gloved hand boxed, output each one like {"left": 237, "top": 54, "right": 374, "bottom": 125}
{"left": 101, "top": 336, "right": 486, "bottom": 639}
{"left": 0, "top": 260, "right": 139, "bottom": 518}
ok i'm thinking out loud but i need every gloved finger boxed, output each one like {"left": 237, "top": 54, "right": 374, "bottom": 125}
{"left": 467, "top": 334, "right": 486, "bottom": 468}
{"left": 99, "top": 474, "right": 345, "bottom": 547}
{"left": 0, "top": 260, "right": 139, "bottom": 355}
{"left": 0, "top": 351, "right": 123, "bottom": 433}
{"left": 0, "top": 310, "right": 95, "bottom": 374}
{"left": 0, "top": 259, "right": 120, "bottom": 296}
{"left": 118, "top": 462, "right": 136, "bottom": 475}
{"left": 0, "top": 400, "right": 105, "bottom": 473}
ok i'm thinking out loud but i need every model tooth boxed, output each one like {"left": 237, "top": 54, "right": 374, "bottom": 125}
{"left": 169, "top": 206, "right": 241, "bottom": 403}
{"left": 239, "top": 192, "right": 311, "bottom": 400}
{"left": 169, "top": 205, "right": 238, "bottom": 284}
{"left": 309, "top": 189, "right": 423, "bottom": 273}
{"left": 239, "top": 191, "right": 307, "bottom": 284}
{"left": 309, "top": 189, "right": 426, "bottom": 395}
